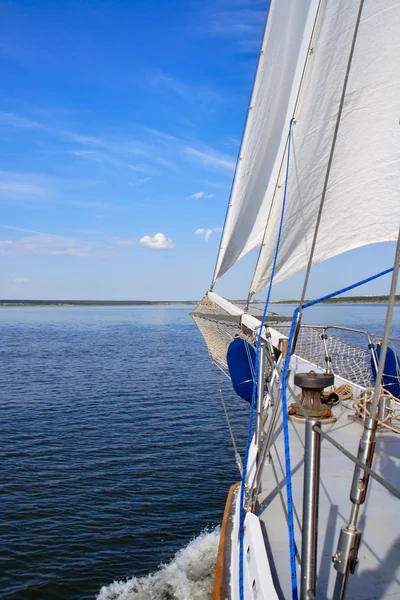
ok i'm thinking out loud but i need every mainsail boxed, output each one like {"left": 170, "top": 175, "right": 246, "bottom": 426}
{"left": 213, "top": 0, "right": 400, "bottom": 295}
{"left": 250, "top": 0, "right": 400, "bottom": 294}
{"left": 212, "top": 0, "right": 320, "bottom": 284}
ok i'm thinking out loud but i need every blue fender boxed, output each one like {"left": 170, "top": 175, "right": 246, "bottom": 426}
{"left": 226, "top": 338, "right": 256, "bottom": 403}
{"left": 371, "top": 345, "right": 400, "bottom": 399}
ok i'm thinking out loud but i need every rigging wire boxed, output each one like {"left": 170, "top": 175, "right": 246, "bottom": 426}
{"left": 239, "top": 120, "right": 298, "bottom": 600}
{"left": 212, "top": 362, "right": 243, "bottom": 474}
{"left": 293, "top": 0, "right": 366, "bottom": 347}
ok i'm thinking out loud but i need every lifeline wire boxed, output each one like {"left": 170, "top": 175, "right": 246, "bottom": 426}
{"left": 239, "top": 120, "right": 295, "bottom": 600}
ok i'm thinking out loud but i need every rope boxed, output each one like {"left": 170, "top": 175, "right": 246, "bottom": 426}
{"left": 301, "top": 267, "right": 393, "bottom": 311}
{"left": 335, "top": 384, "right": 354, "bottom": 401}
{"left": 280, "top": 313, "right": 300, "bottom": 599}
{"left": 239, "top": 120, "right": 295, "bottom": 600}
{"left": 353, "top": 387, "right": 400, "bottom": 434}
{"left": 212, "top": 362, "right": 244, "bottom": 474}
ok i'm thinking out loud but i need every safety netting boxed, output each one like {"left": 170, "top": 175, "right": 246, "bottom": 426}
{"left": 191, "top": 295, "right": 375, "bottom": 389}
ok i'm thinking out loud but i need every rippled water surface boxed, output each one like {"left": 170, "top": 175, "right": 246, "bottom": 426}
{"left": 1, "top": 304, "right": 399, "bottom": 599}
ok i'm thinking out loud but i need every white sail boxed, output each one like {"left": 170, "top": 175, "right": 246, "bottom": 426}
{"left": 250, "top": 0, "right": 400, "bottom": 294}
{"left": 212, "top": 0, "right": 320, "bottom": 285}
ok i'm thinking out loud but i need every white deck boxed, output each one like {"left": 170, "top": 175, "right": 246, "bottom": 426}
{"left": 257, "top": 396, "right": 400, "bottom": 599}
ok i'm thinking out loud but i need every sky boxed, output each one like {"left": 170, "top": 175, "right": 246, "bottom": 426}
{"left": 0, "top": 0, "right": 397, "bottom": 301}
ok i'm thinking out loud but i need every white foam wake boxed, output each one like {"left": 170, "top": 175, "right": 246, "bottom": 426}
{"left": 96, "top": 528, "right": 220, "bottom": 600}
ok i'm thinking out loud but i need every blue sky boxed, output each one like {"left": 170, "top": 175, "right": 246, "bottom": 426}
{"left": 0, "top": 0, "right": 396, "bottom": 300}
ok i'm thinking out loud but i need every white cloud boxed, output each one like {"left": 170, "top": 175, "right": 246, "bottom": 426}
{"left": 13, "top": 277, "right": 31, "bottom": 284}
{"left": 196, "top": 227, "right": 223, "bottom": 241}
{"left": 96, "top": 215, "right": 107, "bottom": 220}
{"left": 190, "top": 191, "right": 216, "bottom": 200}
{"left": 129, "top": 177, "right": 151, "bottom": 186}
{"left": 139, "top": 232, "right": 174, "bottom": 249}
{"left": 196, "top": 228, "right": 213, "bottom": 241}
{"left": 184, "top": 146, "right": 235, "bottom": 172}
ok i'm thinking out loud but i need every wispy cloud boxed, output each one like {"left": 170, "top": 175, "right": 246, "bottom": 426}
{"left": 180, "top": 117, "right": 195, "bottom": 127}
{"left": 0, "top": 224, "right": 48, "bottom": 235}
{"left": 145, "top": 127, "right": 177, "bottom": 142}
{"left": 147, "top": 70, "right": 223, "bottom": 111}
{"left": 198, "top": 4, "right": 266, "bottom": 51}
{"left": 0, "top": 235, "right": 95, "bottom": 257}
{"left": 61, "top": 131, "right": 106, "bottom": 147}
{"left": 148, "top": 71, "right": 188, "bottom": 97}
{"left": 0, "top": 180, "right": 46, "bottom": 196}
{"left": 195, "top": 227, "right": 223, "bottom": 241}
{"left": 191, "top": 191, "right": 205, "bottom": 200}
{"left": 190, "top": 191, "right": 215, "bottom": 199}
{"left": 13, "top": 277, "right": 31, "bottom": 284}
{"left": 128, "top": 164, "right": 160, "bottom": 176}
{"left": 0, "top": 111, "right": 42, "bottom": 129}
{"left": 68, "top": 150, "right": 99, "bottom": 158}
{"left": 184, "top": 146, "right": 235, "bottom": 172}
{"left": 139, "top": 232, "right": 174, "bottom": 249}
{"left": 129, "top": 177, "right": 151, "bottom": 186}
{"left": 0, "top": 172, "right": 47, "bottom": 198}
{"left": 156, "top": 157, "right": 175, "bottom": 168}
{"left": 0, "top": 112, "right": 109, "bottom": 151}
{"left": 96, "top": 215, "right": 107, "bottom": 220}
{"left": 205, "top": 8, "right": 264, "bottom": 37}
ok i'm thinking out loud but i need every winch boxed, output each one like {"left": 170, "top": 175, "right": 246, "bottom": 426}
{"left": 290, "top": 370, "right": 335, "bottom": 422}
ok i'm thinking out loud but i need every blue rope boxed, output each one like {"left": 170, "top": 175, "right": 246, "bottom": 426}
{"left": 301, "top": 267, "right": 393, "bottom": 310}
{"left": 239, "top": 120, "right": 294, "bottom": 600}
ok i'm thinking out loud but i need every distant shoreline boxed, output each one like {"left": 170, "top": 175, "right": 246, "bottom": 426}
{"left": 0, "top": 300, "right": 197, "bottom": 307}
{"left": 0, "top": 295, "right": 398, "bottom": 307}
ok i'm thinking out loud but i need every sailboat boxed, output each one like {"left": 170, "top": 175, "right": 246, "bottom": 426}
{"left": 191, "top": 1, "right": 400, "bottom": 599}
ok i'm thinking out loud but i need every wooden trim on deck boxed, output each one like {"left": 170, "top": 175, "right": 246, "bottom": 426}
{"left": 212, "top": 482, "right": 240, "bottom": 600}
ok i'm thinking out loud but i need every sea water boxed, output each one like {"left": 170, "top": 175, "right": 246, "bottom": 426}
{"left": 1, "top": 304, "right": 399, "bottom": 600}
